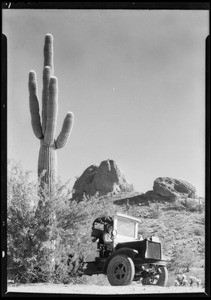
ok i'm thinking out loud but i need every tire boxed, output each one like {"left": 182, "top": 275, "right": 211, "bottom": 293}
{"left": 107, "top": 254, "right": 135, "bottom": 286}
{"left": 142, "top": 266, "right": 168, "bottom": 287}
{"left": 156, "top": 266, "right": 168, "bottom": 286}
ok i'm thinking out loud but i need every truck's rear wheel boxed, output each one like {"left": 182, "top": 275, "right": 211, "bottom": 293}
{"left": 142, "top": 266, "right": 168, "bottom": 286}
{"left": 107, "top": 254, "right": 135, "bottom": 286}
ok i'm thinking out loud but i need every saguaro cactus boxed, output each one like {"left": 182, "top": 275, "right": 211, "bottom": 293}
{"left": 28, "top": 34, "right": 74, "bottom": 193}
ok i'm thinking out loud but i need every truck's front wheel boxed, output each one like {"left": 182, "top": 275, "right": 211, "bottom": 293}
{"left": 107, "top": 254, "right": 135, "bottom": 286}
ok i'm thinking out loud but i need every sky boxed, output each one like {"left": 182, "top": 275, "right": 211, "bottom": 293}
{"left": 3, "top": 9, "right": 209, "bottom": 197}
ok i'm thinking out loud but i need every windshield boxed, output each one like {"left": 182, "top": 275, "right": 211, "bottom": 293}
{"left": 117, "top": 217, "right": 136, "bottom": 238}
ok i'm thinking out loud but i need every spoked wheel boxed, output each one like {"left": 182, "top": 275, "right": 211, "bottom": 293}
{"left": 107, "top": 254, "right": 135, "bottom": 286}
{"left": 142, "top": 265, "right": 168, "bottom": 286}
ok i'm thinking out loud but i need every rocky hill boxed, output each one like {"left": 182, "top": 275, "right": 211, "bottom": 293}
{"left": 72, "top": 159, "right": 133, "bottom": 201}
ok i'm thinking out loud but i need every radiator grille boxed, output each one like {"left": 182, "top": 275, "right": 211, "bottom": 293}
{"left": 145, "top": 241, "right": 161, "bottom": 260}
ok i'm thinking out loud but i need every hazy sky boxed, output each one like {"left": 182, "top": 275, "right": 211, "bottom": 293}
{"left": 3, "top": 9, "right": 208, "bottom": 197}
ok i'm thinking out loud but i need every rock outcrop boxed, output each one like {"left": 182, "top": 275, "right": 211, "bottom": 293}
{"left": 72, "top": 159, "right": 133, "bottom": 201}
{"left": 113, "top": 177, "right": 198, "bottom": 205}
{"left": 153, "top": 177, "right": 197, "bottom": 199}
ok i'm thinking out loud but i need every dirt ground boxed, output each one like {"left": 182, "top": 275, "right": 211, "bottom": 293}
{"left": 6, "top": 283, "right": 205, "bottom": 295}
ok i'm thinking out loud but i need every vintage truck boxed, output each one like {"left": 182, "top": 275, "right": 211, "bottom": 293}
{"left": 83, "top": 212, "right": 169, "bottom": 286}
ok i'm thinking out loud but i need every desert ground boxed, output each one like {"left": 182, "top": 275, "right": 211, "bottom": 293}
{"left": 7, "top": 282, "right": 205, "bottom": 295}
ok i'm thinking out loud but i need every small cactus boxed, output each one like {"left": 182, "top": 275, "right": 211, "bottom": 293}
{"left": 175, "top": 273, "right": 202, "bottom": 287}
{"left": 174, "top": 280, "right": 180, "bottom": 286}
{"left": 195, "top": 278, "right": 201, "bottom": 287}
{"left": 189, "top": 276, "right": 196, "bottom": 286}
{"left": 176, "top": 274, "right": 183, "bottom": 284}
{"left": 189, "top": 276, "right": 201, "bottom": 287}
{"left": 29, "top": 34, "right": 74, "bottom": 193}
{"left": 181, "top": 279, "right": 188, "bottom": 286}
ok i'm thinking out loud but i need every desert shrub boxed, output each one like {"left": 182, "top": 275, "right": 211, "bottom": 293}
{"left": 122, "top": 202, "right": 140, "bottom": 217}
{"left": 198, "top": 240, "right": 205, "bottom": 256}
{"left": 165, "top": 199, "right": 186, "bottom": 211}
{"left": 7, "top": 160, "right": 48, "bottom": 283}
{"left": 200, "top": 215, "right": 205, "bottom": 225}
{"left": 122, "top": 182, "right": 135, "bottom": 193}
{"left": 193, "top": 226, "right": 204, "bottom": 236}
{"left": 7, "top": 159, "right": 38, "bottom": 210}
{"left": 195, "top": 204, "right": 204, "bottom": 213}
{"left": 148, "top": 201, "right": 161, "bottom": 219}
{"left": 137, "top": 218, "right": 154, "bottom": 239}
{"left": 52, "top": 195, "right": 118, "bottom": 283}
{"left": 181, "top": 198, "right": 205, "bottom": 213}
{"left": 7, "top": 160, "right": 118, "bottom": 284}
{"left": 138, "top": 227, "right": 153, "bottom": 239}
{"left": 167, "top": 245, "right": 195, "bottom": 274}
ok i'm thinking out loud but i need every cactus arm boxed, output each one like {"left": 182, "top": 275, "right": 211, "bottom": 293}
{"left": 44, "top": 34, "right": 54, "bottom": 74}
{"left": 44, "top": 77, "right": 58, "bottom": 146}
{"left": 55, "top": 112, "right": 74, "bottom": 149}
{"left": 42, "top": 66, "right": 51, "bottom": 135}
{"left": 28, "top": 71, "right": 43, "bottom": 139}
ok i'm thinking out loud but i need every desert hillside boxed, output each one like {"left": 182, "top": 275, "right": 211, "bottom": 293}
{"left": 100, "top": 191, "right": 205, "bottom": 287}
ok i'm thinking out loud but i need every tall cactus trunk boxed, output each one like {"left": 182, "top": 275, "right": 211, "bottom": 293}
{"left": 28, "top": 34, "right": 74, "bottom": 195}
{"left": 38, "top": 141, "right": 57, "bottom": 194}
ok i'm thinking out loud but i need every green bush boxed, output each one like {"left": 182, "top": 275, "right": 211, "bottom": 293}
{"left": 7, "top": 160, "right": 118, "bottom": 284}
{"left": 7, "top": 160, "right": 47, "bottom": 283}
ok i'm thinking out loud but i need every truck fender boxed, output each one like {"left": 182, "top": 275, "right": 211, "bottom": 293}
{"left": 140, "top": 260, "right": 167, "bottom": 267}
{"left": 103, "top": 247, "right": 138, "bottom": 273}
{"left": 150, "top": 260, "right": 167, "bottom": 267}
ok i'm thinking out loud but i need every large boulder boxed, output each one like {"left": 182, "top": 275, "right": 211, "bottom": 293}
{"left": 153, "top": 177, "right": 197, "bottom": 199}
{"left": 72, "top": 164, "right": 99, "bottom": 201}
{"left": 72, "top": 159, "right": 133, "bottom": 201}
